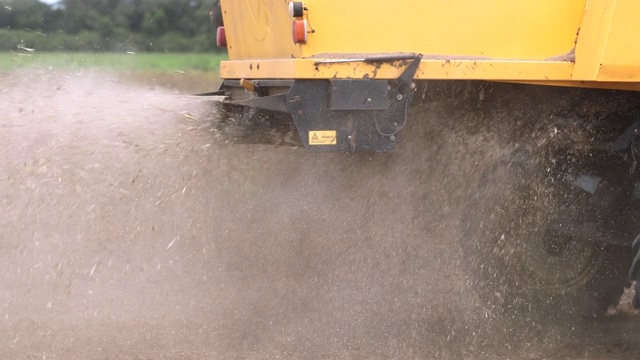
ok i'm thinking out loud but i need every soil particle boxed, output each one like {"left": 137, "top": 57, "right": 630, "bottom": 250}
{"left": 0, "top": 69, "right": 638, "bottom": 359}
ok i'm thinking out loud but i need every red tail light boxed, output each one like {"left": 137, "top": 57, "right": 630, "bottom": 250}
{"left": 216, "top": 26, "right": 227, "bottom": 48}
{"left": 292, "top": 20, "right": 308, "bottom": 44}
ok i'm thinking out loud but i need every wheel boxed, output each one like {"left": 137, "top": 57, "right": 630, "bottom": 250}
{"left": 460, "top": 159, "right": 630, "bottom": 318}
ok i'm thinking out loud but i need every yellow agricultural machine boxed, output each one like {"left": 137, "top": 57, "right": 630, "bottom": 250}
{"left": 211, "top": 0, "right": 640, "bottom": 317}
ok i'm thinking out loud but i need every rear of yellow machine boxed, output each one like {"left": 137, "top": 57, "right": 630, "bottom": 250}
{"left": 219, "top": 0, "right": 640, "bottom": 85}
{"left": 212, "top": 0, "right": 640, "bottom": 316}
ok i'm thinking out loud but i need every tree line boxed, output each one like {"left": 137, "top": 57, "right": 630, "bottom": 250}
{"left": 0, "top": 0, "right": 218, "bottom": 52}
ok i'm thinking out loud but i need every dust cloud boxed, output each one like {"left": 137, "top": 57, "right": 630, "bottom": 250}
{"left": 0, "top": 70, "right": 638, "bottom": 359}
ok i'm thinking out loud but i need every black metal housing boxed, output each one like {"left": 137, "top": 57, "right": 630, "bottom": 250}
{"left": 218, "top": 55, "right": 422, "bottom": 152}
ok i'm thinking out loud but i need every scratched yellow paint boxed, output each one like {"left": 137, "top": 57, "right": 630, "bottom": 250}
{"left": 219, "top": 0, "right": 640, "bottom": 90}
{"left": 220, "top": 0, "right": 584, "bottom": 60}
{"left": 596, "top": 0, "right": 640, "bottom": 82}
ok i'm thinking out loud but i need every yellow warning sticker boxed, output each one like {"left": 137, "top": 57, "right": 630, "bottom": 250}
{"left": 309, "top": 131, "right": 337, "bottom": 145}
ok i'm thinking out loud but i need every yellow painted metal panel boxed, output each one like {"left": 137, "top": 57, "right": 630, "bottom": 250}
{"left": 218, "top": 0, "right": 640, "bottom": 89}
{"left": 572, "top": 0, "right": 617, "bottom": 80}
{"left": 219, "top": 0, "right": 302, "bottom": 60}
{"left": 220, "top": 59, "right": 574, "bottom": 81}
{"left": 220, "top": 0, "right": 585, "bottom": 61}
{"left": 597, "top": 0, "right": 640, "bottom": 81}
{"left": 302, "top": 0, "right": 585, "bottom": 60}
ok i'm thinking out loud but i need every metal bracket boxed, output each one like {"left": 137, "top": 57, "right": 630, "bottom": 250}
{"left": 229, "top": 94, "right": 289, "bottom": 113}
{"left": 329, "top": 80, "right": 389, "bottom": 111}
{"left": 214, "top": 55, "right": 423, "bottom": 152}
{"left": 375, "top": 54, "right": 422, "bottom": 139}
{"left": 192, "top": 90, "right": 226, "bottom": 97}
{"left": 313, "top": 53, "right": 419, "bottom": 65}
{"left": 287, "top": 54, "right": 422, "bottom": 152}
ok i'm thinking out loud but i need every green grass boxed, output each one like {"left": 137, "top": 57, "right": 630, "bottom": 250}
{"left": 0, "top": 52, "right": 227, "bottom": 72}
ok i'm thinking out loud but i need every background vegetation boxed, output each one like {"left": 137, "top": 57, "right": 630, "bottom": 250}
{"left": 0, "top": 0, "right": 219, "bottom": 53}
{"left": 0, "top": 52, "right": 225, "bottom": 71}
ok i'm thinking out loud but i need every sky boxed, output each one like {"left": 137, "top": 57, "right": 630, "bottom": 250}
{"left": 38, "top": 0, "right": 63, "bottom": 9}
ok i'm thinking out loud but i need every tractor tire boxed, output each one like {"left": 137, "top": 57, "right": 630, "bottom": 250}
{"left": 460, "top": 159, "right": 630, "bottom": 318}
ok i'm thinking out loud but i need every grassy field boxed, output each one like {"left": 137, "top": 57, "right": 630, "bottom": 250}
{"left": 0, "top": 52, "right": 226, "bottom": 72}
{"left": 0, "top": 51, "right": 226, "bottom": 93}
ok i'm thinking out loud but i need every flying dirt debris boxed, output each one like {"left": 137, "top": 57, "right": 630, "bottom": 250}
{"left": 212, "top": 0, "right": 640, "bottom": 320}
{"left": 3, "top": 0, "right": 640, "bottom": 359}
{"left": 2, "top": 66, "right": 640, "bottom": 360}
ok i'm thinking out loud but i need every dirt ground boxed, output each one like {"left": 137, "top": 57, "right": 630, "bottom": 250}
{"left": 1, "top": 69, "right": 639, "bottom": 359}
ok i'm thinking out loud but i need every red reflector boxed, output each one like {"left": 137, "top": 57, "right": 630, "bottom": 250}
{"left": 216, "top": 26, "right": 227, "bottom": 47}
{"left": 292, "top": 20, "right": 308, "bottom": 44}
